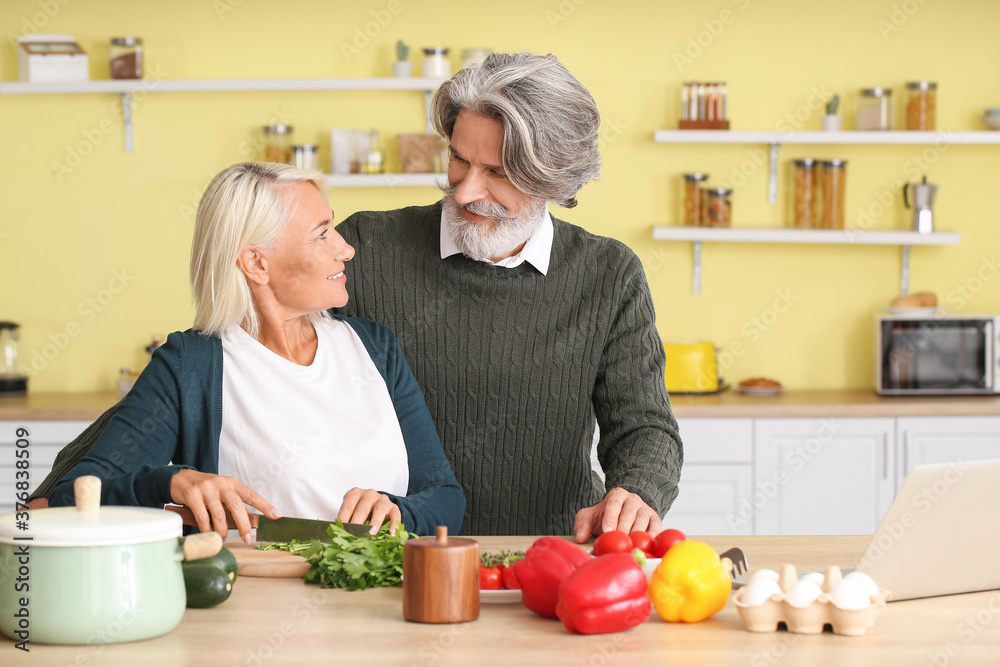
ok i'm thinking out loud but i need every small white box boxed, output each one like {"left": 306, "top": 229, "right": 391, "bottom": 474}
{"left": 18, "top": 34, "right": 89, "bottom": 83}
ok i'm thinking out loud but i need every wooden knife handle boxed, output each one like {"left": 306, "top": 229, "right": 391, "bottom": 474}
{"left": 164, "top": 504, "right": 259, "bottom": 530}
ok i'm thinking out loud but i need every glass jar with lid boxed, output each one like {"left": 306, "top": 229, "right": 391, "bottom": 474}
{"left": 791, "top": 158, "right": 818, "bottom": 228}
{"left": 263, "top": 125, "right": 293, "bottom": 164}
{"left": 817, "top": 159, "right": 847, "bottom": 229}
{"left": 682, "top": 173, "right": 709, "bottom": 225}
{"left": 422, "top": 47, "right": 451, "bottom": 78}
{"left": 291, "top": 145, "right": 318, "bottom": 170}
{"left": 856, "top": 88, "right": 893, "bottom": 131}
{"left": 905, "top": 81, "right": 937, "bottom": 131}
{"left": 109, "top": 37, "right": 142, "bottom": 79}
{"left": 702, "top": 186, "right": 732, "bottom": 227}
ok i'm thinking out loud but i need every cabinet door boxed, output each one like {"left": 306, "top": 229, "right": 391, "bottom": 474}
{"left": 754, "top": 418, "right": 896, "bottom": 535}
{"left": 896, "top": 416, "right": 1000, "bottom": 487}
{"left": 0, "top": 421, "right": 88, "bottom": 516}
{"left": 668, "top": 418, "right": 753, "bottom": 535}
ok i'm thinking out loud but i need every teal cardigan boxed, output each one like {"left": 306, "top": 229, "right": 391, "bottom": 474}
{"left": 48, "top": 315, "right": 465, "bottom": 536}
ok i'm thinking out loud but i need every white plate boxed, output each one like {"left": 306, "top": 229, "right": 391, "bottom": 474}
{"left": 737, "top": 385, "right": 782, "bottom": 396}
{"left": 481, "top": 588, "right": 522, "bottom": 604}
{"left": 884, "top": 306, "right": 939, "bottom": 317}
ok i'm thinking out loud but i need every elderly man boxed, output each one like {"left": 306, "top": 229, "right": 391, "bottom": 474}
{"left": 335, "top": 51, "right": 682, "bottom": 540}
{"left": 29, "top": 52, "right": 681, "bottom": 541}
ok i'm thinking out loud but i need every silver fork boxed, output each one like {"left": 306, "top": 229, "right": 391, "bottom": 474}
{"left": 719, "top": 547, "right": 749, "bottom": 579}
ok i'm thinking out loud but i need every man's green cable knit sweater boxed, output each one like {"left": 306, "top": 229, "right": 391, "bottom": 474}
{"left": 334, "top": 202, "right": 683, "bottom": 535}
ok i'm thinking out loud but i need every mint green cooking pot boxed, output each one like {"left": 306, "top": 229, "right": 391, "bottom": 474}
{"left": 0, "top": 476, "right": 219, "bottom": 645}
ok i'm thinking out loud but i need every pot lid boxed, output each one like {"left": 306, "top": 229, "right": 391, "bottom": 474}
{"left": 0, "top": 506, "right": 182, "bottom": 547}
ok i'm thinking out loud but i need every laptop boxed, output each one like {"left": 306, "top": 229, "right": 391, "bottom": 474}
{"left": 855, "top": 459, "right": 1000, "bottom": 601}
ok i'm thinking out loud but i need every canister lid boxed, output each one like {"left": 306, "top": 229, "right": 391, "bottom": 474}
{"left": 860, "top": 87, "right": 892, "bottom": 97}
{"left": 111, "top": 36, "right": 141, "bottom": 46}
{"left": 0, "top": 321, "right": 19, "bottom": 330}
{"left": 0, "top": 506, "right": 182, "bottom": 547}
{"left": 819, "top": 159, "right": 848, "bottom": 167}
{"left": 906, "top": 81, "right": 937, "bottom": 90}
{"left": 264, "top": 124, "right": 293, "bottom": 135}
{"left": 292, "top": 144, "right": 318, "bottom": 153}
{"left": 793, "top": 158, "right": 817, "bottom": 167}
{"left": 702, "top": 186, "right": 733, "bottom": 196}
{"left": 683, "top": 172, "right": 709, "bottom": 181}
{"left": 423, "top": 47, "right": 449, "bottom": 55}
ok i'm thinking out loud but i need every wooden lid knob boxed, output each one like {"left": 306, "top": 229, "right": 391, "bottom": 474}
{"left": 403, "top": 526, "right": 479, "bottom": 624}
{"left": 74, "top": 475, "right": 101, "bottom": 513}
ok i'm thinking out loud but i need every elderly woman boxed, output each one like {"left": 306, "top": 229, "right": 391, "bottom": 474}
{"left": 47, "top": 162, "right": 464, "bottom": 541}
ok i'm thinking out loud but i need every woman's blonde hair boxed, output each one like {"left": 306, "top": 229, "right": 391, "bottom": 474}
{"left": 190, "top": 161, "right": 327, "bottom": 337}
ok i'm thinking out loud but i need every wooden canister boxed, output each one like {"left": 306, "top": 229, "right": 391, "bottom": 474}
{"left": 403, "top": 526, "right": 479, "bottom": 623}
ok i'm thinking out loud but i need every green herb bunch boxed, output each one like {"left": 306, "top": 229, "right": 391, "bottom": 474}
{"left": 261, "top": 519, "right": 412, "bottom": 591}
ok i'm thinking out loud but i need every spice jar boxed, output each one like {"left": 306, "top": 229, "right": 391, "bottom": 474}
{"left": 905, "top": 81, "right": 937, "bottom": 131}
{"left": 263, "top": 125, "right": 293, "bottom": 164}
{"left": 109, "top": 37, "right": 142, "bottom": 79}
{"left": 702, "top": 186, "right": 732, "bottom": 227}
{"left": 817, "top": 159, "right": 847, "bottom": 229}
{"left": 682, "top": 173, "right": 709, "bottom": 226}
{"left": 856, "top": 88, "right": 893, "bottom": 131}
{"left": 422, "top": 47, "right": 451, "bottom": 79}
{"left": 291, "top": 145, "right": 318, "bottom": 170}
{"left": 791, "top": 159, "right": 818, "bottom": 228}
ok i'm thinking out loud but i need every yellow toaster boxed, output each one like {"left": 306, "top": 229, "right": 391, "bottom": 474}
{"left": 663, "top": 341, "right": 719, "bottom": 393}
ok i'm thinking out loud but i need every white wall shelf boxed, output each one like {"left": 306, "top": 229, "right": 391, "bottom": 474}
{"left": 654, "top": 129, "right": 1000, "bottom": 202}
{"left": 0, "top": 77, "right": 446, "bottom": 154}
{"left": 651, "top": 227, "right": 960, "bottom": 295}
{"left": 325, "top": 173, "right": 445, "bottom": 188}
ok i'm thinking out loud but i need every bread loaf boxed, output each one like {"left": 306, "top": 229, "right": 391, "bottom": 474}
{"left": 890, "top": 291, "right": 937, "bottom": 308}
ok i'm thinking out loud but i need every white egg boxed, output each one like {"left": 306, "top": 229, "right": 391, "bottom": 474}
{"left": 748, "top": 568, "right": 779, "bottom": 584}
{"left": 740, "top": 578, "right": 782, "bottom": 607}
{"left": 843, "top": 572, "right": 880, "bottom": 597}
{"left": 784, "top": 580, "right": 823, "bottom": 608}
{"left": 800, "top": 571, "right": 825, "bottom": 587}
{"left": 830, "top": 578, "right": 874, "bottom": 610}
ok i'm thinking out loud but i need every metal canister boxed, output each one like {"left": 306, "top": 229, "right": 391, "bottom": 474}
{"left": 263, "top": 125, "right": 293, "bottom": 164}
{"left": 818, "top": 159, "right": 847, "bottom": 229}
{"left": 682, "top": 173, "right": 709, "bottom": 226}
{"left": 702, "top": 186, "right": 733, "bottom": 227}
{"left": 109, "top": 37, "right": 142, "bottom": 79}
{"left": 792, "top": 158, "right": 818, "bottom": 228}
{"left": 905, "top": 81, "right": 937, "bottom": 131}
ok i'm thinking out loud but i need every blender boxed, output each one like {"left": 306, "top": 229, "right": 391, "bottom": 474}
{"left": 0, "top": 322, "right": 28, "bottom": 395}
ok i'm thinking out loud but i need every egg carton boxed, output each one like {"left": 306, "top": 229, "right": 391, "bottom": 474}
{"left": 732, "top": 564, "right": 891, "bottom": 637}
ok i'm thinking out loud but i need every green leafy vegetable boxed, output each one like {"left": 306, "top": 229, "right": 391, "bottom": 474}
{"left": 260, "top": 519, "right": 411, "bottom": 591}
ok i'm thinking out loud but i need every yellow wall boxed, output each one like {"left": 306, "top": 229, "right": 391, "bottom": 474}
{"left": 2, "top": 0, "right": 999, "bottom": 392}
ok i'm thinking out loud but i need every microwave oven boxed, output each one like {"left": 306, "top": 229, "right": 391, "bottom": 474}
{"left": 876, "top": 313, "right": 1000, "bottom": 395}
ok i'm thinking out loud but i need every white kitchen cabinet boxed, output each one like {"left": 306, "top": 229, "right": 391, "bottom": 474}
{"left": 0, "top": 421, "right": 88, "bottom": 516}
{"left": 753, "top": 418, "right": 896, "bottom": 535}
{"left": 668, "top": 418, "right": 753, "bottom": 535}
{"left": 896, "top": 416, "right": 1000, "bottom": 488}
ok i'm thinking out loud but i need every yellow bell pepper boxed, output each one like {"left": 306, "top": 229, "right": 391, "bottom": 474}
{"left": 648, "top": 540, "right": 732, "bottom": 623}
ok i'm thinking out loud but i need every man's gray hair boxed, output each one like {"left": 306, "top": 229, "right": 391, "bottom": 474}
{"left": 431, "top": 51, "right": 601, "bottom": 209}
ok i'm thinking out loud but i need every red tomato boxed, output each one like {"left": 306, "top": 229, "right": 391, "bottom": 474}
{"left": 629, "top": 531, "right": 654, "bottom": 554}
{"left": 502, "top": 565, "right": 520, "bottom": 590}
{"left": 480, "top": 566, "right": 502, "bottom": 590}
{"left": 593, "top": 530, "right": 633, "bottom": 556}
{"left": 652, "top": 529, "right": 687, "bottom": 558}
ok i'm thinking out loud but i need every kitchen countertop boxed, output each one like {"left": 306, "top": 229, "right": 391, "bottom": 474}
{"left": 6, "top": 534, "right": 999, "bottom": 665}
{"left": 2, "top": 390, "right": 999, "bottom": 421}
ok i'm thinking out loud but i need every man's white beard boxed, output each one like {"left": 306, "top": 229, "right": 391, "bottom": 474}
{"left": 441, "top": 184, "right": 545, "bottom": 262}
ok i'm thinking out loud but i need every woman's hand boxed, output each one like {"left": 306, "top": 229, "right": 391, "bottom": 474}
{"left": 170, "top": 469, "right": 280, "bottom": 545}
{"left": 338, "top": 488, "right": 401, "bottom": 535}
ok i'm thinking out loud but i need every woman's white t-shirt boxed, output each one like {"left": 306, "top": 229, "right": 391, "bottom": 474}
{"left": 218, "top": 318, "right": 409, "bottom": 521}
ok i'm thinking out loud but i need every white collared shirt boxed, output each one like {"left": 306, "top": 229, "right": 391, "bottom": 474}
{"left": 439, "top": 206, "right": 554, "bottom": 275}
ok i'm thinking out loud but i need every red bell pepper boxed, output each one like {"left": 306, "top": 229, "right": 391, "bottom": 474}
{"left": 556, "top": 553, "right": 652, "bottom": 635}
{"left": 512, "top": 537, "right": 591, "bottom": 618}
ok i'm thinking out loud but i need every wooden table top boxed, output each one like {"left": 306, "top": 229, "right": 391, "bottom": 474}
{"left": 7, "top": 534, "right": 1000, "bottom": 666}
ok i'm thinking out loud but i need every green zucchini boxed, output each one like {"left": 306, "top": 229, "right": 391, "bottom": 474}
{"left": 184, "top": 546, "right": 239, "bottom": 583}
{"left": 183, "top": 564, "right": 233, "bottom": 608}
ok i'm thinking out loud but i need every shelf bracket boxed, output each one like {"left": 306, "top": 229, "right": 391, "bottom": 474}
{"left": 692, "top": 241, "right": 702, "bottom": 295}
{"left": 900, "top": 245, "right": 911, "bottom": 295}
{"left": 118, "top": 92, "right": 134, "bottom": 154}
{"left": 423, "top": 89, "right": 434, "bottom": 134}
{"left": 767, "top": 142, "right": 780, "bottom": 203}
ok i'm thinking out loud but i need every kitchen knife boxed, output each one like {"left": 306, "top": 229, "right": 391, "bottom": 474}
{"left": 256, "top": 515, "right": 372, "bottom": 542}
{"left": 163, "top": 505, "right": 371, "bottom": 541}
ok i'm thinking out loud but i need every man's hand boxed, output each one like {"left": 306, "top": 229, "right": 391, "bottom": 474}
{"left": 170, "top": 469, "right": 280, "bottom": 545}
{"left": 338, "top": 488, "right": 402, "bottom": 535}
{"left": 573, "top": 487, "right": 662, "bottom": 543}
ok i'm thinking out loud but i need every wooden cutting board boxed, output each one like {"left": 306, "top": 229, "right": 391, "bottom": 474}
{"left": 225, "top": 540, "right": 310, "bottom": 578}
